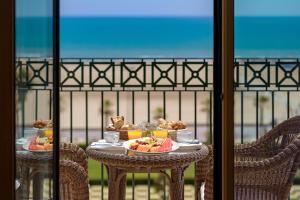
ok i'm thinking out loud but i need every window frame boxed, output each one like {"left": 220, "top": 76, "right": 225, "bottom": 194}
{"left": 0, "top": 0, "right": 234, "bottom": 199}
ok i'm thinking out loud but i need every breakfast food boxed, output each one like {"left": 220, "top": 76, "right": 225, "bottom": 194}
{"left": 129, "top": 137, "right": 173, "bottom": 153}
{"left": 27, "top": 119, "right": 53, "bottom": 151}
{"left": 111, "top": 116, "right": 124, "bottom": 130}
{"left": 109, "top": 116, "right": 138, "bottom": 131}
{"left": 46, "top": 121, "right": 53, "bottom": 128}
{"left": 120, "top": 123, "right": 136, "bottom": 130}
{"left": 28, "top": 135, "right": 53, "bottom": 151}
{"left": 107, "top": 116, "right": 139, "bottom": 140}
{"left": 157, "top": 118, "right": 186, "bottom": 130}
{"left": 171, "top": 121, "right": 186, "bottom": 130}
{"left": 33, "top": 119, "right": 53, "bottom": 129}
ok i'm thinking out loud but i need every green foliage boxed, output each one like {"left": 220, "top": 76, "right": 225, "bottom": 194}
{"left": 153, "top": 107, "right": 164, "bottom": 120}
{"left": 259, "top": 95, "right": 269, "bottom": 104}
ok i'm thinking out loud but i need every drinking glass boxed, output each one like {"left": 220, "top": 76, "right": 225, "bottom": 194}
{"left": 176, "top": 130, "right": 194, "bottom": 143}
{"left": 104, "top": 131, "right": 120, "bottom": 143}
{"left": 153, "top": 129, "right": 168, "bottom": 138}
{"left": 128, "top": 130, "right": 143, "bottom": 140}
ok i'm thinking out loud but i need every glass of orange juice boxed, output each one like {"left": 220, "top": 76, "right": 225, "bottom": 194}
{"left": 153, "top": 129, "right": 168, "bottom": 138}
{"left": 128, "top": 130, "right": 143, "bottom": 140}
{"left": 44, "top": 129, "right": 53, "bottom": 137}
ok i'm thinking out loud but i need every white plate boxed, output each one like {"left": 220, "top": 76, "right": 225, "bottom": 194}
{"left": 123, "top": 138, "right": 179, "bottom": 155}
{"left": 22, "top": 143, "right": 52, "bottom": 153}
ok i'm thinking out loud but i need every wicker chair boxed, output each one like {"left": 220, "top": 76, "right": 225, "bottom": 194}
{"left": 197, "top": 116, "right": 300, "bottom": 200}
{"left": 60, "top": 143, "right": 88, "bottom": 172}
{"left": 60, "top": 143, "right": 89, "bottom": 200}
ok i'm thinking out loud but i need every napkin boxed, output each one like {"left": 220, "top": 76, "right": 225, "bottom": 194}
{"left": 177, "top": 142, "right": 203, "bottom": 151}
{"left": 90, "top": 140, "right": 125, "bottom": 151}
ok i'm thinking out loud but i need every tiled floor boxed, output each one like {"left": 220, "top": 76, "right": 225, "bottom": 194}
{"left": 89, "top": 184, "right": 300, "bottom": 200}
{"left": 89, "top": 185, "right": 195, "bottom": 200}
{"left": 31, "top": 182, "right": 300, "bottom": 199}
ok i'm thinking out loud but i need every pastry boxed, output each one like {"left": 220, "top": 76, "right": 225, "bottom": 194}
{"left": 46, "top": 120, "right": 53, "bottom": 128}
{"left": 33, "top": 119, "right": 52, "bottom": 129}
{"left": 157, "top": 118, "right": 186, "bottom": 130}
{"left": 106, "top": 123, "right": 116, "bottom": 131}
{"left": 120, "top": 123, "right": 136, "bottom": 130}
{"left": 171, "top": 121, "right": 186, "bottom": 130}
{"left": 111, "top": 116, "right": 124, "bottom": 130}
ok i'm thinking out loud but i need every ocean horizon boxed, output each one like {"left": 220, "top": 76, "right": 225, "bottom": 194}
{"left": 16, "top": 16, "right": 300, "bottom": 58}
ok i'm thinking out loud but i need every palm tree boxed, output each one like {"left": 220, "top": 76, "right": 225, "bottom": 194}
{"left": 258, "top": 95, "right": 269, "bottom": 126}
{"left": 200, "top": 98, "right": 211, "bottom": 124}
{"left": 100, "top": 100, "right": 114, "bottom": 126}
{"left": 153, "top": 107, "right": 165, "bottom": 120}
{"left": 200, "top": 97, "right": 212, "bottom": 143}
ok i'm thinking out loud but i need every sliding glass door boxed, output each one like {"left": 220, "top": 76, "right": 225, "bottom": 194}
{"left": 15, "top": 0, "right": 56, "bottom": 199}
{"left": 234, "top": 0, "right": 300, "bottom": 199}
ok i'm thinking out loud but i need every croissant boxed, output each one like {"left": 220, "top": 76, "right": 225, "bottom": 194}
{"left": 111, "top": 116, "right": 124, "bottom": 130}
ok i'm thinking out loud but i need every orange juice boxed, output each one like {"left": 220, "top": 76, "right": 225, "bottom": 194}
{"left": 153, "top": 130, "right": 168, "bottom": 138}
{"left": 44, "top": 129, "right": 53, "bottom": 137}
{"left": 128, "top": 130, "right": 143, "bottom": 140}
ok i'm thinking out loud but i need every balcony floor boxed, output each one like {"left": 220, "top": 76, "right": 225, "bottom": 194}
{"left": 89, "top": 184, "right": 195, "bottom": 200}
{"left": 88, "top": 185, "right": 300, "bottom": 200}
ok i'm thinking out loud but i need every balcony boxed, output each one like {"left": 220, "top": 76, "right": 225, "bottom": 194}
{"left": 15, "top": 57, "right": 300, "bottom": 199}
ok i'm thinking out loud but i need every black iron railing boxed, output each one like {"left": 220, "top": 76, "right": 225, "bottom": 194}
{"left": 16, "top": 57, "right": 300, "bottom": 199}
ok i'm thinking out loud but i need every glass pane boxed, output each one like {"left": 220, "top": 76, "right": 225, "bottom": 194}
{"left": 60, "top": 0, "right": 214, "bottom": 199}
{"left": 234, "top": 0, "right": 300, "bottom": 199}
{"left": 15, "top": 0, "right": 54, "bottom": 199}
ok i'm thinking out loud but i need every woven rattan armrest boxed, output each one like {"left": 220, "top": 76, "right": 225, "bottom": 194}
{"left": 60, "top": 143, "right": 88, "bottom": 172}
{"left": 235, "top": 136, "right": 300, "bottom": 172}
{"left": 235, "top": 116, "right": 300, "bottom": 156}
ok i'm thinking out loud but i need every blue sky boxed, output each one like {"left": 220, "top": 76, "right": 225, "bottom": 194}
{"left": 61, "top": 0, "right": 212, "bottom": 17}
{"left": 17, "top": 0, "right": 300, "bottom": 17}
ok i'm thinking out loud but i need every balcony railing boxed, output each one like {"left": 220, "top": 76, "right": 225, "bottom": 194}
{"left": 16, "top": 57, "right": 300, "bottom": 199}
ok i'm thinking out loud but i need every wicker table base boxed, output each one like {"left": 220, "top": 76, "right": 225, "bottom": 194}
{"left": 16, "top": 151, "right": 52, "bottom": 200}
{"left": 87, "top": 145, "right": 209, "bottom": 200}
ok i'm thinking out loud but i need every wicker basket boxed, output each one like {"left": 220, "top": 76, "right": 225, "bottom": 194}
{"left": 118, "top": 130, "right": 129, "bottom": 140}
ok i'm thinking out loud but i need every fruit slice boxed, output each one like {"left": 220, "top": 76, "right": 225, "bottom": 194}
{"left": 136, "top": 144, "right": 152, "bottom": 152}
{"left": 36, "top": 145, "right": 45, "bottom": 151}
{"left": 150, "top": 146, "right": 160, "bottom": 152}
{"left": 29, "top": 144, "right": 38, "bottom": 150}
{"left": 30, "top": 137, "right": 37, "bottom": 145}
{"left": 159, "top": 138, "right": 173, "bottom": 152}
{"left": 44, "top": 143, "right": 53, "bottom": 151}
{"left": 129, "top": 142, "right": 139, "bottom": 150}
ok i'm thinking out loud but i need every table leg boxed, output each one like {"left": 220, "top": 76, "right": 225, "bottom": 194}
{"left": 18, "top": 167, "right": 30, "bottom": 199}
{"left": 107, "top": 167, "right": 127, "bottom": 200}
{"left": 170, "top": 168, "right": 185, "bottom": 200}
{"left": 118, "top": 172, "right": 127, "bottom": 200}
{"left": 33, "top": 171, "right": 44, "bottom": 200}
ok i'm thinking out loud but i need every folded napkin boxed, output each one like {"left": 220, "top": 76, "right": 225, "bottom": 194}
{"left": 90, "top": 140, "right": 125, "bottom": 151}
{"left": 176, "top": 142, "right": 203, "bottom": 151}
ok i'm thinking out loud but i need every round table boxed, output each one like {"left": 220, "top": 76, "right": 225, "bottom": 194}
{"left": 86, "top": 145, "right": 209, "bottom": 200}
{"left": 16, "top": 151, "right": 52, "bottom": 200}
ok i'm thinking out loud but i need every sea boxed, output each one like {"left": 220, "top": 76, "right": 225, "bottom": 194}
{"left": 16, "top": 16, "right": 300, "bottom": 58}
